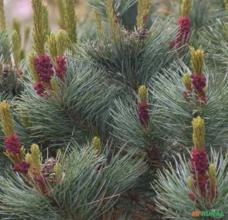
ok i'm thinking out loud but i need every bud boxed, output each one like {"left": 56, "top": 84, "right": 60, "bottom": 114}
{"left": 105, "top": 0, "right": 120, "bottom": 41}
{"left": 192, "top": 116, "right": 205, "bottom": 149}
{"left": 56, "top": 0, "right": 66, "bottom": 29}
{"left": 20, "top": 49, "right": 25, "bottom": 61}
{"left": 208, "top": 163, "right": 216, "bottom": 183}
{"left": 30, "top": 144, "right": 41, "bottom": 168}
{"left": 186, "top": 176, "right": 193, "bottom": 188}
{"left": 31, "top": 144, "right": 40, "bottom": 156}
{"left": 42, "top": 5, "right": 49, "bottom": 37}
{"left": 12, "top": 30, "right": 21, "bottom": 68}
{"left": 47, "top": 33, "right": 58, "bottom": 59}
{"left": 25, "top": 153, "right": 32, "bottom": 164}
{"left": 190, "top": 47, "right": 204, "bottom": 74}
{"left": 24, "top": 26, "right": 30, "bottom": 46}
{"left": 28, "top": 53, "right": 39, "bottom": 82}
{"left": 208, "top": 163, "right": 217, "bottom": 200}
{"left": 92, "top": 136, "right": 101, "bottom": 153}
{"left": 0, "top": 100, "right": 14, "bottom": 136}
{"left": 50, "top": 77, "right": 58, "bottom": 92}
{"left": 182, "top": 73, "right": 192, "bottom": 90}
{"left": 53, "top": 163, "right": 62, "bottom": 177}
{"left": 65, "top": 0, "right": 77, "bottom": 43}
{"left": 32, "top": 0, "right": 47, "bottom": 54}
{"left": 56, "top": 149, "right": 62, "bottom": 160}
{"left": 20, "top": 146, "right": 26, "bottom": 157}
{"left": 12, "top": 18, "right": 21, "bottom": 41}
{"left": 181, "top": 0, "right": 191, "bottom": 16}
{"left": 138, "top": 85, "right": 147, "bottom": 102}
{"left": 137, "top": 0, "right": 151, "bottom": 28}
{"left": 56, "top": 30, "right": 70, "bottom": 56}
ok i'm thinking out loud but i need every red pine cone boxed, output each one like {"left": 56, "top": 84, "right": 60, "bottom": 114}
{"left": 171, "top": 16, "right": 190, "bottom": 48}
{"left": 41, "top": 157, "right": 57, "bottom": 178}
{"left": 191, "top": 147, "right": 209, "bottom": 176}
{"left": 191, "top": 74, "right": 206, "bottom": 92}
{"left": 55, "top": 56, "right": 67, "bottom": 79}
{"left": 34, "top": 175, "right": 49, "bottom": 195}
{"left": 178, "top": 16, "right": 191, "bottom": 33}
{"left": 183, "top": 90, "right": 192, "bottom": 101}
{"left": 188, "top": 191, "right": 196, "bottom": 201}
{"left": 4, "top": 134, "right": 21, "bottom": 154}
{"left": 138, "top": 101, "right": 149, "bottom": 127}
{"left": 177, "top": 16, "right": 190, "bottom": 44}
{"left": 34, "top": 54, "right": 54, "bottom": 83}
{"left": 191, "top": 147, "right": 210, "bottom": 197}
{"left": 41, "top": 157, "right": 58, "bottom": 185}
{"left": 209, "top": 182, "right": 217, "bottom": 201}
{"left": 34, "top": 81, "right": 45, "bottom": 96}
{"left": 169, "top": 39, "right": 176, "bottom": 48}
{"left": 197, "top": 90, "right": 207, "bottom": 103}
{"left": 197, "top": 174, "right": 210, "bottom": 197}
{"left": 13, "top": 161, "right": 30, "bottom": 174}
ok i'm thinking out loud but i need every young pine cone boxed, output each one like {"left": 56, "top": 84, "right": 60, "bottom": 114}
{"left": 41, "top": 157, "right": 59, "bottom": 185}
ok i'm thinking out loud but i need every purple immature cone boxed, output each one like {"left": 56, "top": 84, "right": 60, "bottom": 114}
{"left": 191, "top": 148, "right": 208, "bottom": 175}
{"left": 55, "top": 56, "right": 67, "bottom": 79}
{"left": 34, "top": 55, "right": 54, "bottom": 83}
{"left": 4, "top": 134, "right": 21, "bottom": 155}
{"left": 171, "top": 16, "right": 190, "bottom": 48}
{"left": 138, "top": 101, "right": 149, "bottom": 127}
{"left": 13, "top": 161, "right": 30, "bottom": 174}
{"left": 191, "top": 147, "right": 209, "bottom": 197}
{"left": 34, "top": 81, "right": 45, "bottom": 96}
{"left": 191, "top": 74, "right": 206, "bottom": 92}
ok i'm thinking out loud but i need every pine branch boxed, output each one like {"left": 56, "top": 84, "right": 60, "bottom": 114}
{"left": 15, "top": 57, "right": 123, "bottom": 148}
{"left": 150, "top": 60, "right": 228, "bottom": 150}
{"left": 54, "top": 143, "right": 146, "bottom": 220}
{"left": 110, "top": 98, "right": 153, "bottom": 149}
{"left": 155, "top": 149, "right": 228, "bottom": 219}
{"left": 82, "top": 18, "right": 176, "bottom": 92}
{"left": 0, "top": 173, "right": 62, "bottom": 220}
{"left": 189, "top": 0, "right": 226, "bottom": 43}
{"left": 0, "top": 141, "right": 146, "bottom": 220}
{"left": 199, "top": 20, "right": 228, "bottom": 71}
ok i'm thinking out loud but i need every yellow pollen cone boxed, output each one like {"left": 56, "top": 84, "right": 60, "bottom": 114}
{"left": 92, "top": 136, "right": 101, "bottom": 153}
{"left": 192, "top": 116, "right": 205, "bottom": 149}
{"left": 138, "top": 85, "right": 147, "bottom": 102}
